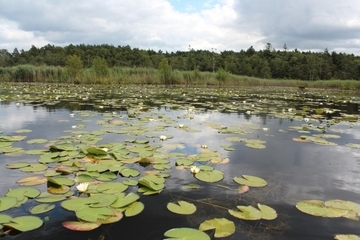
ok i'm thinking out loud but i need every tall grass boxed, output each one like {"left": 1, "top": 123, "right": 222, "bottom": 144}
{"left": 1, "top": 65, "right": 360, "bottom": 90}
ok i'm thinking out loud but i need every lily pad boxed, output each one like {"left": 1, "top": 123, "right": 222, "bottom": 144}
{"left": 0, "top": 197, "right": 17, "bottom": 211}
{"left": 164, "top": 227, "right": 210, "bottom": 240}
{"left": 4, "top": 216, "right": 43, "bottom": 232}
{"left": 124, "top": 201, "right": 144, "bottom": 217}
{"left": 76, "top": 206, "right": 114, "bottom": 222}
{"left": 167, "top": 201, "right": 196, "bottom": 215}
{"left": 233, "top": 175, "right": 267, "bottom": 187}
{"left": 257, "top": 203, "right": 277, "bottom": 220}
{"left": 30, "top": 203, "right": 55, "bottom": 214}
{"left": 335, "top": 235, "right": 360, "bottom": 240}
{"left": 228, "top": 206, "right": 262, "bottom": 220}
{"left": 62, "top": 221, "right": 101, "bottom": 231}
{"left": 199, "top": 218, "right": 235, "bottom": 238}
{"left": 296, "top": 200, "right": 348, "bottom": 218}
{"left": 111, "top": 193, "right": 140, "bottom": 208}
{"left": 195, "top": 170, "right": 224, "bottom": 183}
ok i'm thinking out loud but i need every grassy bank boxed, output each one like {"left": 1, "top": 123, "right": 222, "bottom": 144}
{"left": 1, "top": 65, "right": 360, "bottom": 90}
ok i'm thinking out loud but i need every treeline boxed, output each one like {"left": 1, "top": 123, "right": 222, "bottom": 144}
{"left": 0, "top": 43, "right": 360, "bottom": 80}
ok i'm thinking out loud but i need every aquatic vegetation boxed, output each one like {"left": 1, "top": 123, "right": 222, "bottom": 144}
{"left": 0, "top": 83, "right": 359, "bottom": 238}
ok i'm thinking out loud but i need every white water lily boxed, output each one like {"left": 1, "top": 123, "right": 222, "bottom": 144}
{"left": 159, "top": 135, "right": 167, "bottom": 141}
{"left": 262, "top": 128, "right": 269, "bottom": 131}
{"left": 70, "top": 113, "right": 75, "bottom": 117}
{"left": 179, "top": 124, "right": 184, "bottom": 128}
{"left": 76, "top": 182, "right": 89, "bottom": 193}
{"left": 71, "top": 125, "right": 77, "bottom": 128}
{"left": 304, "top": 118, "right": 310, "bottom": 122}
{"left": 190, "top": 166, "right": 200, "bottom": 174}
{"left": 246, "top": 111, "right": 251, "bottom": 115}
{"left": 201, "top": 144, "right": 208, "bottom": 149}
{"left": 101, "top": 148, "right": 109, "bottom": 152}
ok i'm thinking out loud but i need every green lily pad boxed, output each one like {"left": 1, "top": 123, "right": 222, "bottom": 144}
{"left": 122, "top": 179, "right": 138, "bottom": 186}
{"left": 6, "top": 187, "right": 41, "bottom": 201}
{"left": 76, "top": 206, "right": 114, "bottom": 222}
{"left": 233, "top": 175, "right": 267, "bottom": 187}
{"left": 48, "top": 176, "right": 74, "bottom": 186}
{"left": 111, "top": 193, "right": 140, "bottom": 208}
{"left": 96, "top": 171, "right": 117, "bottom": 181}
{"left": 164, "top": 228, "right": 210, "bottom": 240}
{"left": 15, "top": 129, "right": 32, "bottom": 133}
{"left": 36, "top": 194, "right": 67, "bottom": 203}
{"left": 257, "top": 204, "right": 277, "bottom": 220}
{"left": 124, "top": 201, "right": 144, "bottom": 217}
{"left": 20, "top": 163, "right": 48, "bottom": 173}
{"left": 120, "top": 168, "right": 140, "bottom": 177}
{"left": 335, "top": 235, "right": 360, "bottom": 240}
{"left": 167, "top": 201, "right": 196, "bottom": 215}
{"left": 62, "top": 221, "right": 101, "bottom": 231}
{"left": 27, "top": 138, "right": 48, "bottom": 144}
{"left": 30, "top": 203, "right": 55, "bottom": 214}
{"left": 87, "top": 147, "right": 108, "bottom": 155}
{"left": 61, "top": 198, "right": 99, "bottom": 211}
{"left": 228, "top": 206, "right": 262, "bottom": 220}
{"left": 0, "top": 214, "right": 12, "bottom": 224}
{"left": 4, "top": 216, "right": 43, "bottom": 232}
{"left": 199, "top": 218, "right": 235, "bottom": 238}
{"left": 0, "top": 197, "right": 17, "bottom": 211}
{"left": 96, "top": 182, "right": 128, "bottom": 194}
{"left": 195, "top": 170, "right": 224, "bottom": 183}
{"left": 296, "top": 200, "right": 348, "bottom": 218}
{"left": 5, "top": 162, "right": 30, "bottom": 169}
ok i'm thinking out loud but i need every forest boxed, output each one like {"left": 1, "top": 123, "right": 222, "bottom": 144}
{"left": 0, "top": 43, "right": 360, "bottom": 84}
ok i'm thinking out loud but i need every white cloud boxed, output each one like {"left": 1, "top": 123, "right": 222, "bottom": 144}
{"left": 0, "top": 0, "right": 359, "bottom": 54}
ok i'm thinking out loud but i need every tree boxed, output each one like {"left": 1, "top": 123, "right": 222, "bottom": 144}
{"left": 92, "top": 57, "right": 109, "bottom": 77}
{"left": 158, "top": 58, "right": 172, "bottom": 84}
{"left": 65, "top": 55, "right": 83, "bottom": 80}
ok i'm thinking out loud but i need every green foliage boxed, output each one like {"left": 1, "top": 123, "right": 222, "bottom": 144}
{"left": 158, "top": 58, "right": 172, "bottom": 84}
{"left": 65, "top": 55, "right": 83, "bottom": 81}
{"left": 216, "top": 68, "right": 230, "bottom": 84}
{"left": 91, "top": 57, "right": 109, "bottom": 77}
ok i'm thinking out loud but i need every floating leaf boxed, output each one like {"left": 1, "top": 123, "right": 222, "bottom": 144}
{"left": 17, "top": 176, "right": 47, "bottom": 186}
{"left": 335, "top": 235, "right": 360, "bottom": 240}
{"left": 27, "top": 138, "right": 48, "bottom": 144}
{"left": 233, "top": 175, "right": 267, "bottom": 187}
{"left": 199, "top": 218, "right": 235, "bottom": 238}
{"left": 195, "top": 170, "right": 224, "bottom": 183}
{"left": 30, "top": 203, "right": 55, "bottom": 214}
{"left": 6, "top": 187, "right": 41, "bottom": 201}
{"left": 228, "top": 206, "right": 262, "bottom": 220}
{"left": 20, "top": 163, "right": 48, "bottom": 173}
{"left": 5, "top": 162, "right": 30, "bottom": 169}
{"left": 124, "top": 201, "right": 144, "bottom": 217}
{"left": 120, "top": 168, "right": 140, "bottom": 177}
{"left": 111, "top": 193, "right": 140, "bottom": 208}
{"left": 4, "top": 216, "right": 43, "bottom": 232}
{"left": 0, "top": 214, "right": 12, "bottom": 224}
{"left": 62, "top": 221, "right": 101, "bottom": 231}
{"left": 164, "top": 228, "right": 210, "bottom": 240}
{"left": 96, "top": 182, "right": 128, "bottom": 194}
{"left": 296, "top": 200, "right": 347, "bottom": 218}
{"left": 87, "top": 147, "right": 108, "bottom": 155}
{"left": 257, "top": 204, "right": 277, "bottom": 220}
{"left": 167, "top": 201, "right": 196, "bottom": 215}
{"left": 76, "top": 206, "right": 114, "bottom": 222}
{"left": 0, "top": 197, "right": 17, "bottom": 211}
{"left": 182, "top": 184, "right": 200, "bottom": 190}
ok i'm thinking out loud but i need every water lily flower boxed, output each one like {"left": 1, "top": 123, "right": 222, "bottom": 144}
{"left": 246, "top": 111, "right": 251, "bottom": 115}
{"left": 243, "top": 100, "right": 246, "bottom": 103}
{"left": 190, "top": 166, "right": 200, "bottom": 174}
{"left": 159, "top": 135, "right": 167, "bottom": 141}
{"left": 201, "top": 144, "right": 207, "bottom": 149}
{"left": 262, "top": 128, "right": 269, "bottom": 131}
{"left": 70, "top": 113, "right": 75, "bottom": 117}
{"left": 101, "top": 148, "right": 109, "bottom": 152}
{"left": 16, "top": 102, "right": 20, "bottom": 106}
{"left": 288, "top": 108, "right": 293, "bottom": 112}
{"left": 76, "top": 182, "right": 89, "bottom": 193}
{"left": 72, "top": 125, "right": 77, "bottom": 128}
{"left": 304, "top": 118, "right": 310, "bottom": 122}
{"left": 179, "top": 124, "right": 184, "bottom": 128}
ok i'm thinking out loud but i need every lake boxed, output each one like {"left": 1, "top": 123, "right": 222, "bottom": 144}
{"left": 0, "top": 84, "right": 359, "bottom": 240}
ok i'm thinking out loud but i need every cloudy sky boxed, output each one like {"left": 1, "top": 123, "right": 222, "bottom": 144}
{"left": 1, "top": 0, "right": 360, "bottom": 54}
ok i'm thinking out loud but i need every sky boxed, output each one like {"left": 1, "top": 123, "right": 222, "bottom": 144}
{"left": 0, "top": 0, "right": 360, "bottom": 55}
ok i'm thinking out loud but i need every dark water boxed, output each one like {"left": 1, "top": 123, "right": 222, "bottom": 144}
{"left": 0, "top": 96, "right": 360, "bottom": 240}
